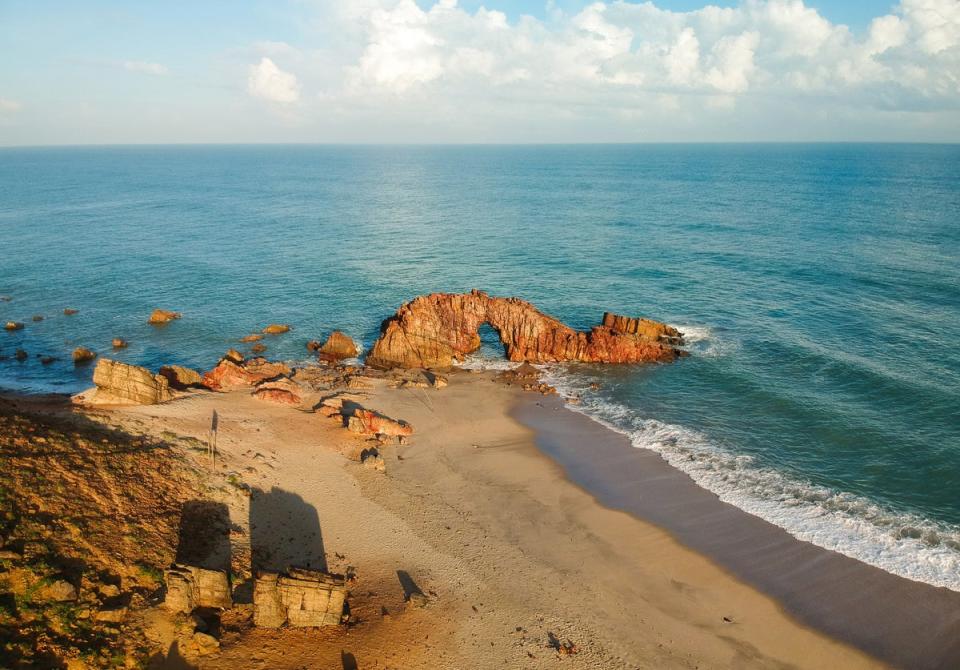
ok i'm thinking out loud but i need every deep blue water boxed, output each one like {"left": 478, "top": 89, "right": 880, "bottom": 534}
{"left": 1, "top": 144, "right": 958, "bottom": 588}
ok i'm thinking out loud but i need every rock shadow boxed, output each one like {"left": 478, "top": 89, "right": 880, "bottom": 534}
{"left": 249, "top": 486, "right": 326, "bottom": 573}
{"left": 396, "top": 570, "right": 425, "bottom": 602}
{"left": 147, "top": 641, "right": 199, "bottom": 670}
{"left": 174, "top": 500, "right": 231, "bottom": 572}
{"left": 341, "top": 650, "right": 359, "bottom": 670}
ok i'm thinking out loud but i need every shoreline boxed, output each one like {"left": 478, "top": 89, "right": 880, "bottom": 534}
{"left": 515, "top": 394, "right": 960, "bottom": 670}
{"left": 0, "top": 368, "right": 936, "bottom": 668}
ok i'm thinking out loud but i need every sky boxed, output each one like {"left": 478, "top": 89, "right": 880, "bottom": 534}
{"left": 0, "top": 0, "right": 957, "bottom": 144}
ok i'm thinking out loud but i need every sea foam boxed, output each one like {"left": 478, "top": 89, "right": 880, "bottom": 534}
{"left": 540, "top": 331, "right": 960, "bottom": 593}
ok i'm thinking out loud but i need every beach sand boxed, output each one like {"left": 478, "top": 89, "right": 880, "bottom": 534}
{"left": 91, "top": 369, "right": 888, "bottom": 669}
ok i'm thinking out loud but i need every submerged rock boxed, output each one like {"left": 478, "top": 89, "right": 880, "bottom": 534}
{"left": 14, "top": 349, "right": 27, "bottom": 361}
{"left": 251, "top": 342, "right": 267, "bottom": 354}
{"left": 111, "top": 338, "right": 128, "bottom": 349}
{"left": 31, "top": 315, "right": 43, "bottom": 322}
{"left": 73, "top": 358, "right": 172, "bottom": 405}
{"left": 367, "top": 290, "right": 685, "bottom": 369}
{"left": 72, "top": 347, "right": 97, "bottom": 365}
{"left": 63, "top": 308, "right": 78, "bottom": 315}
{"left": 147, "top": 309, "right": 181, "bottom": 325}
{"left": 240, "top": 333, "right": 263, "bottom": 343}
{"left": 4, "top": 321, "right": 24, "bottom": 331}
{"left": 262, "top": 324, "right": 291, "bottom": 335}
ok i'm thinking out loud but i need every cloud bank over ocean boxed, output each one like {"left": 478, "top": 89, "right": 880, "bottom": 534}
{"left": 1, "top": 0, "right": 958, "bottom": 143}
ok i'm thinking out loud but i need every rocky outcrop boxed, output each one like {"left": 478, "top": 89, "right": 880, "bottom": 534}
{"left": 253, "top": 568, "right": 345, "bottom": 628}
{"left": 317, "top": 331, "right": 359, "bottom": 361}
{"left": 73, "top": 358, "right": 172, "bottom": 405}
{"left": 5, "top": 321, "right": 24, "bottom": 331}
{"left": 367, "top": 290, "right": 685, "bottom": 369}
{"left": 202, "top": 355, "right": 291, "bottom": 391}
{"left": 148, "top": 309, "right": 181, "bottom": 325}
{"left": 346, "top": 408, "right": 413, "bottom": 437}
{"left": 164, "top": 564, "right": 232, "bottom": 613}
{"left": 159, "top": 364, "right": 204, "bottom": 390}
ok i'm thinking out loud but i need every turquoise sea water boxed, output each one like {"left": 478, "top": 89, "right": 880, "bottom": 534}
{"left": 1, "top": 144, "right": 958, "bottom": 589}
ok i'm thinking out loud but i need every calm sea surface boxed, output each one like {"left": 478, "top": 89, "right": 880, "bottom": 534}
{"left": 1, "top": 144, "right": 958, "bottom": 588}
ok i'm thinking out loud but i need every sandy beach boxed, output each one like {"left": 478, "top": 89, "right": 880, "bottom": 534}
{"left": 61, "top": 367, "right": 884, "bottom": 669}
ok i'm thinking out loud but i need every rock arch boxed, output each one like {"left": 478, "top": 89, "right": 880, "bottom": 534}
{"left": 366, "top": 290, "right": 685, "bottom": 369}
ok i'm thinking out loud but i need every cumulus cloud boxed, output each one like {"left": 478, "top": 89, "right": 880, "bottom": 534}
{"left": 123, "top": 61, "right": 168, "bottom": 76}
{"left": 318, "top": 0, "right": 960, "bottom": 111}
{"left": 248, "top": 57, "right": 301, "bottom": 103}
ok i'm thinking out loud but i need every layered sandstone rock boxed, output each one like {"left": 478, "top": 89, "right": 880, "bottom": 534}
{"left": 73, "top": 358, "right": 172, "bottom": 405}
{"left": 202, "top": 355, "right": 291, "bottom": 391}
{"left": 253, "top": 568, "right": 345, "bottom": 628}
{"left": 252, "top": 377, "right": 302, "bottom": 406}
{"left": 316, "top": 331, "right": 359, "bottom": 361}
{"left": 159, "top": 364, "right": 204, "bottom": 390}
{"left": 148, "top": 309, "right": 181, "bottom": 325}
{"left": 346, "top": 408, "right": 413, "bottom": 437}
{"left": 367, "top": 290, "right": 685, "bottom": 369}
{"left": 164, "top": 564, "right": 232, "bottom": 613}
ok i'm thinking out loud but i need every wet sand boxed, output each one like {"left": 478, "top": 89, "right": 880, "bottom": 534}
{"left": 516, "top": 395, "right": 960, "bottom": 670}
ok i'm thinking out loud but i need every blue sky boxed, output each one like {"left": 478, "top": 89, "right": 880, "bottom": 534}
{"left": 0, "top": 0, "right": 957, "bottom": 144}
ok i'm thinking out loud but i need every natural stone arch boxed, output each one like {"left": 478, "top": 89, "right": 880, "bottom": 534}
{"left": 366, "top": 290, "right": 685, "bottom": 369}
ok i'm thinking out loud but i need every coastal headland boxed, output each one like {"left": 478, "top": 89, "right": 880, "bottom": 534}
{"left": 0, "top": 293, "right": 956, "bottom": 669}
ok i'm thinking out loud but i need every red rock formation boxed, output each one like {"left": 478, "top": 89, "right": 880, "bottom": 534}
{"left": 252, "top": 378, "right": 303, "bottom": 406}
{"left": 317, "top": 331, "right": 359, "bottom": 361}
{"left": 367, "top": 290, "right": 685, "bottom": 369}
{"left": 346, "top": 408, "right": 413, "bottom": 437}
{"left": 202, "top": 355, "right": 292, "bottom": 391}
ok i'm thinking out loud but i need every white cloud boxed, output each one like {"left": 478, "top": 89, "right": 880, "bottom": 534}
{"left": 248, "top": 57, "right": 301, "bottom": 103}
{"left": 0, "top": 98, "right": 22, "bottom": 113}
{"left": 123, "top": 61, "right": 169, "bottom": 76}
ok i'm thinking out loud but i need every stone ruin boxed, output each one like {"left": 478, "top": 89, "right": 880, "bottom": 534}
{"left": 253, "top": 568, "right": 346, "bottom": 628}
{"left": 164, "top": 564, "right": 232, "bottom": 613}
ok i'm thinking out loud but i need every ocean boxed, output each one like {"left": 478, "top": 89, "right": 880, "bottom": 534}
{"left": 1, "top": 144, "right": 958, "bottom": 590}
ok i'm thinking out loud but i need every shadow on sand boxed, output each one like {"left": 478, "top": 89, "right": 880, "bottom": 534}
{"left": 175, "top": 500, "right": 231, "bottom": 572}
{"left": 249, "top": 486, "right": 326, "bottom": 573}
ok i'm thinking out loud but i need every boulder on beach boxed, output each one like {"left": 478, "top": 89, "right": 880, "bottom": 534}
{"left": 73, "top": 358, "right": 172, "bottom": 405}
{"left": 346, "top": 407, "right": 413, "bottom": 437}
{"left": 252, "top": 377, "right": 303, "bottom": 406}
{"left": 317, "top": 331, "right": 359, "bottom": 361}
{"left": 262, "top": 324, "right": 291, "bottom": 335}
{"left": 158, "top": 364, "right": 204, "bottom": 390}
{"left": 72, "top": 347, "right": 96, "bottom": 365}
{"left": 148, "top": 309, "right": 181, "bottom": 325}
{"left": 202, "top": 355, "right": 292, "bottom": 391}
{"left": 4, "top": 321, "right": 24, "bottom": 331}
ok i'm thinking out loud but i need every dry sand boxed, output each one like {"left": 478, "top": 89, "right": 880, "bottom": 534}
{"left": 101, "top": 370, "right": 883, "bottom": 669}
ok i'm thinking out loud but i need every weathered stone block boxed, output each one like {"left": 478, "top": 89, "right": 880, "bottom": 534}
{"left": 164, "top": 564, "right": 231, "bottom": 613}
{"left": 253, "top": 568, "right": 345, "bottom": 628}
